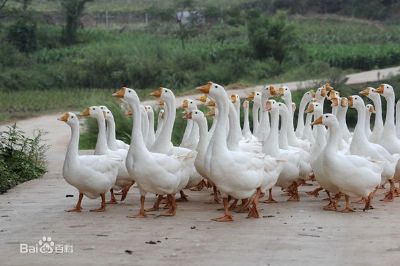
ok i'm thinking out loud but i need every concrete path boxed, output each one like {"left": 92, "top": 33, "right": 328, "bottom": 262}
{"left": 1, "top": 66, "right": 400, "bottom": 265}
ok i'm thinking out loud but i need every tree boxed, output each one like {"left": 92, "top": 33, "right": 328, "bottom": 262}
{"left": 60, "top": 0, "right": 93, "bottom": 45}
{"left": 247, "top": 11, "right": 302, "bottom": 63}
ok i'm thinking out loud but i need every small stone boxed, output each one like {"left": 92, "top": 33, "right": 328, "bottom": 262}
{"left": 125, "top": 250, "right": 133, "bottom": 254}
{"left": 66, "top": 194, "right": 74, "bottom": 197}
{"left": 190, "top": 226, "right": 196, "bottom": 229}
{"left": 145, "top": 241, "right": 157, "bottom": 245}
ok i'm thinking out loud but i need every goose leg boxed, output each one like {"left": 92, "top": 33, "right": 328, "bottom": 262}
{"left": 248, "top": 188, "right": 262, "bottom": 218}
{"left": 120, "top": 181, "right": 135, "bottom": 201}
{"left": 127, "top": 195, "right": 147, "bottom": 218}
{"left": 213, "top": 185, "right": 220, "bottom": 203}
{"left": 287, "top": 182, "right": 300, "bottom": 201}
{"left": 90, "top": 193, "right": 106, "bottom": 212}
{"left": 306, "top": 187, "right": 323, "bottom": 198}
{"left": 107, "top": 189, "right": 118, "bottom": 204}
{"left": 340, "top": 195, "right": 354, "bottom": 213}
{"left": 190, "top": 180, "right": 206, "bottom": 191}
{"left": 323, "top": 191, "right": 337, "bottom": 211}
{"left": 364, "top": 187, "right": 378, "bottom": 211}
{"left": 146, "top": 195, "right": 164, "bottom": 212}
{"left": 261, "top": 188, "right": 277, "bottom": 203}
{"left": 381, "top": 179, "right": 395, "bottom": 202}
{"left": 212, "top": 197, "right": 233, "bottom": 222}
{"left": 66, "top": 193, "right": 83, "bottom": 212}
{"left": 176, "top": 190, "right": 189, "bottom": 202}
{"left": 159, "top": 194, "right": 177, "bottom": 216}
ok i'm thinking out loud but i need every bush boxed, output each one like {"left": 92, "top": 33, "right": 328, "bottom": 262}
{"left": 0, "top": 124, "right": 47, "bottom": 193}
{"left": 7, "top": 15, "right": 38, "bottom": 53}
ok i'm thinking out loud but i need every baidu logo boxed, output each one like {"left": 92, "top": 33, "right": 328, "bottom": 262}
{"left": 20, "top": 236, "right": 73, "bottom": 254}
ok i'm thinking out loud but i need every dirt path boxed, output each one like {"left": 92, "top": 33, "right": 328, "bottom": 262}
{"left": 1, "top": 66, "right": 400, "bottom": 266}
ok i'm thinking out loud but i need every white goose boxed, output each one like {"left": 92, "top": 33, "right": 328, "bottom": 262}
{"left": 242, "top": 100, "right": 253, "bottom": 140}
{"left": 145, "top": 105, "right": 156, "bottom": 148}
{"left": 295, "top": 90, "right": 315, "bottom": 138}
{"left": 247, "top": 91, "right": 262, "bottom": 139}
{"left": 396, "top": 100, "right": 400, "bottom": 138}
{"left": 197, "top": 82, "right": 281, "bottom": 221}
{"left": 113, "top": 87, "right": 195, "bottom": 217}
{"left": 312, "top": 114, "right": 382, "bottom": 212}
{"left": 365, "top": 104, "right": 375, "bottom": 139}
{"left": 99, "top": 106, "right": 129, "bottom": 150}
{"left": 150, "top": 87, "right": 198, "bottom": 200}
{"left": 81, "top": 106, "right": 132, "bottom": 204}
{"left": 348, "top": 95, "right": 400, "bottom": 201}
{"left": 359, "top": 87, "right": 384, "bottom": 143}
{"left": 59, "top": 112, "right": 121, "bottom": 212}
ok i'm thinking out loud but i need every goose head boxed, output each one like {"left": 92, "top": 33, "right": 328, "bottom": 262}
{"left": 99, "top": 106, "right": 114, "bottom": 122}
{"left": 230, "top": 94, "right": 240, "bottom": 104}
{"left": 113, "top": 87, "right": 140, "bottom": 107}
{"left": 340, "top": 97, "right": 349, "bottom": 108}
{"left": 277, "top": 102, "right": 289, "bottom": 116}
{"left": 58, "top": 112, "right": 79, "bottom": 126}
{"left": 81, "top": 106, "right": 104, "bottom": 120}
{"left": 246, "top": 91, "right": 262, "bottom": 106}
{"left": 151, "top": 87, "right": 175, "bottom": 103}
{"left": 265, "top": 99, "right": 278, "bottom": 114}
{"left": 181, "top": 99, "right": 197, "bottom": 111}
{"left": 316, "top": 86, "right": 327, "bottom": 101}
{"left": 348, "top": 95, "right": 365, "bottom": 110}
{"left": 302, "top": 90, "right": 315, "bottom": 102}
{"left": 145, "top": 105, "right": 154, "bottom": 117}
{"left": 197, "top": 94, "right": 208, "bottom": 105}
{"left": 366, "top": 104, "right": 376, "bottom": 114}
{"left": 278, "top": 86, "right": 291, "bottom": 100}
{"left": 374, "top": 84, "right": 394, "bottom": 98}
{"left": 263, "top": 85, "right": 278, "bottom": 98}
{"left": 196, "top": 81, "right": 225, "bottom": 102}
{"left": 312, "top": 113, "right": 339, "bottom": 128}
{"left": 185, "top": 109, "right": 205, "bottom": 122}
{"left": 359, "top": 87, "right": 380, "bottom": 102}
{"left": 306, "top": 101, "right": 322, "bottom": 115}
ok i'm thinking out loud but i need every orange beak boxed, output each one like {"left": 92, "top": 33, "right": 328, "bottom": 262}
{"left": 369, "top": 105, "right": 376, "bottom": 113}
{"left": 310, "top": 90, "right": 316, "bottom": 98}
{"left": 58, "top": 113, "right": 69, "bottom": 122}
{"left": 375, "top": 84, "right": 384, "bottom": 94}
{"left": 231, "top": 94, "right": 237, "bottom": 103}
{"left": 206, "top": 109, "right": 215, "bottom": 117}
{"left": 126, "top": 110, "right": 133, "bottom": 117}
{"left": 269, "top": 86, "right": 277, "bottom": 96}
{"left": 320, "top": 87, "right": 327, "bottom": 97}
{"left": 206, "top": 100, "right": 216, "bottom": 107}
{"left": 112, "top": 87, "right": 126, "bottom": 98}
{"left": 345, "top": 97, "right": 352, "bottom": 107}
{"left": 183, "top": 112, "right": 192, "bottom": 120}
{"left": 81, "top": 107, "right": 90, "bottom": 117}
{"left": 181, "top": 99, "right": 189, "bottom": 109}
{"left": 278, "top": 87, "right": 285, "bottom": 96}
{"left": 243, "top": 100, "right": 249, "bottom": 109}
{"left": 325, "top": 82, "right": 333, "bottom": 92}
{"left": 196, "top": 82, "right": 212, "bottom": 94}
{"left": 197, "top": 94, "right": 208, "bottom": 103}
{"left": 312, "top": 115, "right": 323, "bottom": 126}
{"left": 247, "top": 92, "right": 255, "bottom": 101}
{"left": 305, "top": 103, "right": 314, "bottom": 113}
{"left": 151, "top": 87, "right": 162, "bottom": 98}
{"left": 331, "top": 98, "right": 339, "bottom": 107}
{"left": 359, "top": 88, "right": 370, "bottom": 97}
{"left": 158, "top": 100, "right": 165, "bottom": 107}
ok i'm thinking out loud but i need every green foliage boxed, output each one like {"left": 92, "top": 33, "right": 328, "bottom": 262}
{"left": 6, "top": 15, "right": 37, "bottom": 53}
{"left": 0, "top": 124, "right": 47, "bottom": 193}
{"left": 61, "top": 0, "right": 94, "bottom": 45}
{"left": 247, "top": 11, "right": 303, "bottom": 63}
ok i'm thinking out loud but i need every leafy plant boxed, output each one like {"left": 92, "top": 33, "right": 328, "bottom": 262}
{"left": 0, "top": 124, "right": 48, "bottom": 193}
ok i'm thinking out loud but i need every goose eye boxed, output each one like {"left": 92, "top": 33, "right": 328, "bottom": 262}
{"left": 325, "top": 115, "right": 328, "bottom": 118}
{"left": 71, "top": 115, "right": 74, "bottom": 118}
{"left": 92, "top": 108, "right": 95, "bottom": 111}
{"left": 128, "top": 90, "right": 131, "bottom": 93}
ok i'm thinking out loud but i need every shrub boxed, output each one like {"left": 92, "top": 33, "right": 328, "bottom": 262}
{"left": 0, "top": 124, "right": 47, "bottom": 193}
{"left": 6, "top": 15, "right": 38, "bottom": 53}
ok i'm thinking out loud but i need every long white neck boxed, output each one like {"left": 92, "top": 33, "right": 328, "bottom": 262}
{"left": 63, "top": 123, "right": 80, "bottom": 174}
{"left": 188, "top": 110, "right": 199, "bottom": 148}
{"left": 106, "top": 117, "right": 119, "bottom": 150}
{"left": 252, "top": 102, "right": 260, "bottom": 135}
{"left": 283, "top": 94, "right": 297, "bottom": 142}
{"left": 227, "top": 102, "right": 242, "bottom": 150}
{"left": 353, "top": 104, "right": 368, "bottom": 143}
{"left": 155, "top": 112, "right": 164, "bottom": 139}
{"left": 234, "top": 101, "right": 240, "bottom": 129}
{"left": 279, "top": 109, "right": 289, "bottom": 149}
{"left": 147, "top": 111, "right": 155, "bottom": 146}
{"left": 181, "top": 118, "right": 193, "bottom": 146}
{"left": 264, "top": 109, "right": 279, "bottom": 156}
{"left": 325, "top": 121, "right": 340, "bottom": 154}
{"left": 296, "top": 95, "right": 309, "bottom": 136}
{"left": 141, "top": 109, "right": 149, "bottom": 144}
{"left": 208, "top": 115, "right": 217, "bottom": 140}
{"left": 94, "top": 114, "right": 109, "bottom": 155}
{"left": 365, "top": 110, "right": 372, "bottom": 137}
{"left": 337, "top": 105, "right": 350, "bottom": 139}
{"left": 370, "top": 95, "right": 383, "bottom": 140}
{"left": 213, "top": 92, "right": 229, "bottom": 154}
{"left": 259, "top": 94, "right": 270, "bottom": 140}
{"left": 242, "top": 104, "right": 251, "bottom": 136}
{"left": 396, "top": 100, "right": 400, "bottom": 137}
{"left": 303, "top": 113, "right": 314, "bottom": 143}
{"left": 194, "top": 117, "right": 208, "bottom": 158}
{"left": 151, "top": 97, "right": 175, "bottom": 153}
{"left": 383, "top": 93, "right": 396, "bottom": 132}
{"left": 126, "top": 98, "right": 149, "bottom": 173}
